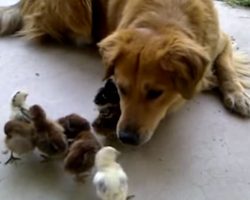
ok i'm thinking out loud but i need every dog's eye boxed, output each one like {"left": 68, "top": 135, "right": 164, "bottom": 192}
{"left": 146, "top": 89, "right": 163, "bottom": 100}
{"left": 118, "top": 85, "right": 127, "bottom": 96}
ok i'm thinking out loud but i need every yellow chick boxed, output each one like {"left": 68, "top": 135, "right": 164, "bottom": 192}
{"left": 93, "top": 146, "right": 130, "bottom": 200}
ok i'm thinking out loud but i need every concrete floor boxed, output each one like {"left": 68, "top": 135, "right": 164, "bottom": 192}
{"left": 0, "top": 1, "right": 250, "bottom": 200}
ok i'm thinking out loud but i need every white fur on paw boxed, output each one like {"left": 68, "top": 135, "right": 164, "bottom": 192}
{"left": 224, "top": 91, "right": 250, "bottom": 117}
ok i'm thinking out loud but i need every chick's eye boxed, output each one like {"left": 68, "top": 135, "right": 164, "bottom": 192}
{"left": 146, "top": 89, "right": 164, "bottom": 100}
{"left": 102, "top": 94, "right": 107, "bottom": 99}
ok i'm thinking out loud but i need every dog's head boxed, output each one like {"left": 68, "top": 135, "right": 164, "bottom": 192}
{"left": 98, "top": 29, "right": 209, "bottom": 145}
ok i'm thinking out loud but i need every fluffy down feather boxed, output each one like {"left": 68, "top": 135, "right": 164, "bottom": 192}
{"left": 10, "top": 91, "right": 31, "bottom": 123}
{"left": 93, "top": 147, "right": 128, "bottom": 200}
{"left": 57, "top": 113, "right": 90, "bottom": 139}
{"left": 64, "top": 130, "right": 101, "bottom": 181}
{"left": 4, "top": 119, "right": 37, "bottom": 164}
{"left": 29, "top": 104, "right": 68, "bottom": 158}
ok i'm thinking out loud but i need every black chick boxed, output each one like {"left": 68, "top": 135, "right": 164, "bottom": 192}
{"left": 92, "top": 79, "right": 121, "bottom": 137}
{"left": 94, "top": 79, "right": 120, "bottom": 106}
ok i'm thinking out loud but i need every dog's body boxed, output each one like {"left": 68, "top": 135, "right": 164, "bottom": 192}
{"left": 1, "top": 0, "right": 250, "bottom": 145}
{"left": 0, "top": 0, "right": 92, "bottom": 44}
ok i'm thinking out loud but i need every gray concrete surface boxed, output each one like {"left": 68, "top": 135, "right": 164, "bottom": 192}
{"left": 0, "top": 1, "right": 250, "bottom": 200}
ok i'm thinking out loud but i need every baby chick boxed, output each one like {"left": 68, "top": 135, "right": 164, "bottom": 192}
{"left": 94, "top": 79, "right": 120, "bottom": 107}
{"left": 92, "top": 79, "right": 121, "bottom": 137}
{"left": 57, "top": 114, "right": 90, "bottom": 140}
{"left": 10, "top": 91, "right": 31, "bottom": 123}
{"left": 92, "top": 106, "right": 121, "bottom": 138}
{"left": 93, "top": 146, "right": 129, "bottom": 200}
{"left": 29, "top": 105, "right": 68, "bottom": 160}
{"left": 4, "top": 120, "right": 37, "bottom": 165}
{"left": 64, "top": 130, "right": 101, "bottom": 182}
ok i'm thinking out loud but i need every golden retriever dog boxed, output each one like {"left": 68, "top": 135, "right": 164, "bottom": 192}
{"left": 1, "top": 0, "right": 250, "bottom": 145}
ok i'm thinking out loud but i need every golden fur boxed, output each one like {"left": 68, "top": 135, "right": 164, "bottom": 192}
{"left": 1, "top": 0, "right": 250, "bottom": 145}
{"left": 0, "top": 0, "right": 92, "bottom": 44}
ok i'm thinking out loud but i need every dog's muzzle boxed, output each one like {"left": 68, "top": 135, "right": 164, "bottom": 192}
{"left": 118, "top": 131, "right": 140, "bottom": 145}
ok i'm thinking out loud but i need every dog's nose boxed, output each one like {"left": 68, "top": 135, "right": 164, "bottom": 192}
{"left": 118, "top": 131, "right": 140, "bottom": 146}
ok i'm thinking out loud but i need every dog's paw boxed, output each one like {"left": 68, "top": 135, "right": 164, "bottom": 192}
{"left": 224, "top": 91, "right": 250, "bottom": 117}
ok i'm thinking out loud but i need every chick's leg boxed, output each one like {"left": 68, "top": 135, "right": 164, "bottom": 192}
{"left": 127, "top": 195, "right": 135, "bottom": 200}
{"left": 75, "top": 172, "right": 91, "bottom": 184}
{"left": 40, "top": 154, "right": 51, "bottom": 163}
{"left": 5, "top": 152, "right": 21, "bottom": 165}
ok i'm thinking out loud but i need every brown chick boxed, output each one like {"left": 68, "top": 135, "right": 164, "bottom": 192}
{"left": 29, "top": 105, "right": 68, "bottom": 160}
{"left": 57, "top": 114, "right": 90, "bottom": 140}
{"left": 64, "top": 130, "right": 101, "bottom": 182}
{"left": 4, "top": 120, "right": 37, "bottom": 165}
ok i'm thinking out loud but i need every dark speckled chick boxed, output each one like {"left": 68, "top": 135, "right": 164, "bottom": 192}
{"left": 64, "top": 130, "right": 101, "bottom": 182}
{"left": 29, "top": 105, "right": 68, "bottom": 159}
{"left": 58, "top": 114, "right": 90, "bottom": 140}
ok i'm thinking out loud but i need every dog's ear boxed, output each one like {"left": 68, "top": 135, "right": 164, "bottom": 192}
{"left": 98, "top": 33, "right": 122, "bottom": 80}
{"left": 159, "top": 39, "right": 209, "bottom": 99}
